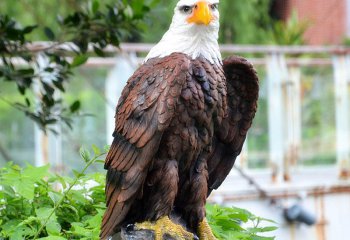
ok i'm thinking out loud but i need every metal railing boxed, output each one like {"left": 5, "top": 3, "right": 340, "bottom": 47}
{"left": 3, "top": 42, "right": 350, "bottom": 186}
{"left": 3, "top": 43, "right": 350, "bottom": 240}
{"left": 109, "top": 43, "right": 350, "bottom": 182}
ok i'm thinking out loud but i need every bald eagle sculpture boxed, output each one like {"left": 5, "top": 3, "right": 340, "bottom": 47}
{"left": 101, "top": 0, "right": 259, "bottom": 239}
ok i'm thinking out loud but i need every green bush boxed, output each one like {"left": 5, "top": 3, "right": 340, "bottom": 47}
{"left": 0, "top": 146, "right": 277, "bottom": 240}
{"left": 207, "top": 205, "right": 277, "bottom": 240}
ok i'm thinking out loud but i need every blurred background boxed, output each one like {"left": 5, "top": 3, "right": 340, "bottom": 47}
{"left": 1, "top": 0, "right": 350, "bottom": 239}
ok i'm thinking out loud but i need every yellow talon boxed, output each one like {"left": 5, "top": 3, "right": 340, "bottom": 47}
{"left": 198, "top": 218, "right": 217, "bottom": 240}
{"left": 135, "top": 216, "right": 195, "bottom": 240}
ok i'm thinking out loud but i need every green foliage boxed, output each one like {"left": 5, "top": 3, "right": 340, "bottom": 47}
{"left": 142, "top": 0, "right": 275, "bottom": 44}
{"left": 0, "top": 145, "right": 277, "bottom": 240}
{"left": 343, "top": 38, "right": 350, "bottom": 46}
{"left": 207, "top": 205, "right": 277, "bottom": 240}
{"left": 140, "top": 0, "right": 177, "bottom": 43}
{"left": 0, "top": 1, "right": 156, "bottom": 132}
{"left": 0, "top": 146, "right": 107, "bottom": 240}
{"left": 219, "top": 0, "right": 273, "bottom": 44}
{"left": 0, "top": 0, "right": 160, "bottom": 42}
{"left": 268, "top": 11, "right": 309, "bottom": 45}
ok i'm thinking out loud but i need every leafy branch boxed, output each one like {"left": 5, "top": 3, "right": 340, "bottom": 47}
{"left": 33, "top": 146, "right": 107, "bottom": 239}
{"left": 268, "top": 11, "right": 309, "bottom": 45}
{"left": 0, "top": 145, "right": 277, "bottom": 239}
{"left": 0, "top": 145, "right": 108, "bottom": 239}
{"left": 0, "top": 0, "right": 158, "bottom": 132}
{"left": 206, "top": 204, "right": 277, "bottom": 240}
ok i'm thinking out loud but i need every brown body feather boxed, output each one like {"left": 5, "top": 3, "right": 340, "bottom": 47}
{"left": 100, "top": 53, "right": 259, "bottom": 239}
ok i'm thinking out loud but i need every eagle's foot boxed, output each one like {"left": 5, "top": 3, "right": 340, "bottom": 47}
{"left": 197, "top": 218, "right": 217, "bottom": 240}
{"left": 135, "top": 216, "right": 196, "bottom": 240}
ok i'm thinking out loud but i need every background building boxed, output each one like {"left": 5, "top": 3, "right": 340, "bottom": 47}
{"left": 272, "top": 0, "right": 350, "bottom": 45}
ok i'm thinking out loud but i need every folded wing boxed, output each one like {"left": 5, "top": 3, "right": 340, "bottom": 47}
{"left": 100, "top": 53, "right": 191, "bottom": 239}
{"left": 207, "top": 56, "right": 259, "bottom": 195}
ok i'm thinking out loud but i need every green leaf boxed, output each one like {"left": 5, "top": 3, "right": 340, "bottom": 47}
{"left": 124, "top": 5, "right": 134, "bottom": 18}
{"left": 92, "top": 0, "right": 100, "bottom": 14}
{"left": 46, "top": 219, "right": 62, "bottom": 236}
{"left": 22, "top": 165, "right": 49, "bottom": 182}
{"left": 25, "top": 97, "right": 31, "bottom": 107}
{"left": 93, "top": 46, "right": 105, "bottom": 57}
{"left": 258, "top": 226, "right": 279, "bottom": 232}
{"left": 14, "top": 179, "right": 35, "bottom": 200}
{"left": 44, "top": 27, "right": 55, "bottom": 40}
{"left": 1, "top": 185, "right": 16, "bottom": 197}
{"left": 18, "top": 68, "right": 34, "bottom": 76}
{"left": 35, "top": 207, "right": 62, "bottom": 236}
{"left": 206, "top": 204, "right": 277, "bottom": 239}
{"left": 48, "top": 191, "right": 63, "bottom": 206}
{"left": 53, "top": 174, "right": 69, "bottom": 189}
{"left": 22, "top": 25, "right": 38, "bottom": 34}
{"left": 52, "top": 80, "right": 65, "bottom": 92}
{"left": 72, "top": 169, "right": 84, "bottom": 178}
{"left": 70, "top": 55, "right": 88, "bottom": 68}
{"left": 85, "top": 209, "right": 104, "bottom": 228}
{"left": 92, "top": 144, "right": 101, "bottom": 156}
{"left": 38, "top": 237, "right": 67, "bottom": 240}
{"left": 17, "top": 85, "right": 26, "bottom": 95}
{"left": 69, "top": 189, "right": 88, "bottom": 203}
{"left": 79, "top": 147, "right": 91, "bottom": 162}
{"left": 256, "top": 217, "right": 278, "bottom": 224}
{"left": 104, "top": 145, "right": 111, "bottom": 152}
{"left": 70, "top": 222, "right": 91, "bottom": 237}
{"left": 61, "top": 204, "right": 79, "bottom": 218}
{"left": 18, "top": 216, "right": 39, "bottom": 226}
{"left": 36, "top": 207, "right": 55, "bottom": 221}
{"left": 1, "top": 220, "right": 22, "bottom": 235}
{"left": 69, "top": 100, "right": 81, "bottom": 113}
{"left": 9, "top": 225, "right": 35, "bottom": 240}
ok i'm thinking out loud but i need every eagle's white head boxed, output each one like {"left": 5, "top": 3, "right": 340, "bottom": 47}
{"left": 145, "top": 0, "right": 221, "bottom": 65}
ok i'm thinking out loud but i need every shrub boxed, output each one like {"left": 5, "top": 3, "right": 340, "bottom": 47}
{"left": 207, "top": 205, "right": 277, "bottom": 240}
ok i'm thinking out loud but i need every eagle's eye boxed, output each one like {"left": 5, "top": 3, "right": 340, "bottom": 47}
{"left": 180, "top": 5, "right": 193, "bottom": 14}
{"left": 210, "top": 3, "right": 219, "bottom": 10}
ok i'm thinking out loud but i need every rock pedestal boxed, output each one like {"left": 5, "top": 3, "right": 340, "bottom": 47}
{"left": 111, "top": 227, "right": 179, "bottom": 240}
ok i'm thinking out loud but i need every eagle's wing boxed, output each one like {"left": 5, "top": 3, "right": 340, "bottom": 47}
{"left": 207, "top": 56, "right": 259, "bottom": 195}
{"left": 100, "top": 53, "right": 191, "bottom": 239}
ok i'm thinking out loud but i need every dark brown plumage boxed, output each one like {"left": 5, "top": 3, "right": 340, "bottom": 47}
{"left": 100, "top": 52, "right": 259, "bottom": 239}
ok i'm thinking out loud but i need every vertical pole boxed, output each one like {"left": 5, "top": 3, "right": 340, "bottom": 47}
{"left": 105, "top": 53, "right": 138, "bottom": 145}
{"left": 332, "top": 54, "right": 350, "bottom": 179}
{"left": 267, "top": 53, "right": 286, "bottom": 183}
{"left": 33, "top": 54, "right": 63, "bottom": 172}
{"left": 267, "top": 54, "right": 301, "bottom": 182}
{"left": 285, "top": 65, "right": 301, "bottom": 178}
{"left": 34, "top": 125, "right": 48, "bottom": 166}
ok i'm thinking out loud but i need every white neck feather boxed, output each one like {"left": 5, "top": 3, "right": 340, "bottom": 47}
{"left": 145, "top": 19, "right": 222, "bottom": 65}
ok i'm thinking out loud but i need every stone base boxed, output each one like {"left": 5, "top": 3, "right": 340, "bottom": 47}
{"left": 111, "top": 225, "right": 180, "bottom": 240}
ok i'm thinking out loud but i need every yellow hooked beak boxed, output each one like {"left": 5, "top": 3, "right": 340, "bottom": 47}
{"left": 187, "top": 1, "right": 212, "bottom": 25}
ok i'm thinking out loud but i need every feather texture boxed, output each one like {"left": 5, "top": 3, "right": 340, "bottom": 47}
{"left": 101, "top": 53, "right": 191, "bottom": 239}
{"left": 101, "top": 53, "right": 259, "bottom": 239}
{"left": 207, "top": 56, "right": 259, "bottom": 193}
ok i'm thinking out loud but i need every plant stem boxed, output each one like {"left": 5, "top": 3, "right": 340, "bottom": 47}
{"left": 32, "top": 152, "right": 106, "bottom": 239}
